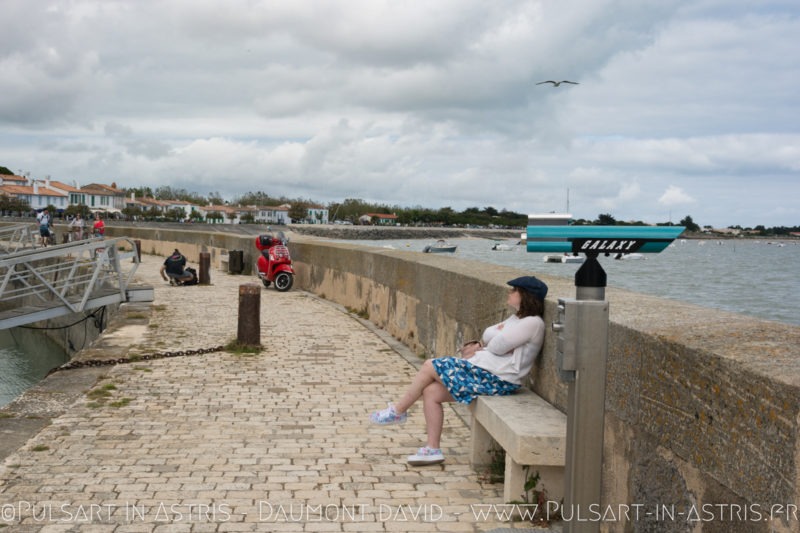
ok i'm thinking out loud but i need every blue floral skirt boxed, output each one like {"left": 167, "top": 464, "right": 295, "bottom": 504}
{"left": 431, "top": 357, "right": 520, "bottom": 404}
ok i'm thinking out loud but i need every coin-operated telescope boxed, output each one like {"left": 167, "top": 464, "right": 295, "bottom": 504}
{"left": 527, "top": 213, "right": 684, "bottom": 298}
{"left": 526, "top": 214, "right": 684, "bottom": 533}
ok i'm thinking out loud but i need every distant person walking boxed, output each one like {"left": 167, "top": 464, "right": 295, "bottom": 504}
{"left": 36, "top": 209, "right": 51, "bottom": 246}
{"left": 92, "top": 215, "right": 105, "bottom": 239}
{"left": 69, "top": 214, "right": 85, "bottom": 241}
{"left": 370, "top": 276, "right": 548, "bottom": 466}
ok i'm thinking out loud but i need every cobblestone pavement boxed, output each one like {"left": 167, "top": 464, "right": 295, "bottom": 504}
{"left": 0, "top": 254, "right": 548, "bottom": 532}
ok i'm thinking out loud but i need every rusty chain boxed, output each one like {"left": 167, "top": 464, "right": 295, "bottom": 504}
{"left": 47, "top": 345, "right": 226, "bottom": 375}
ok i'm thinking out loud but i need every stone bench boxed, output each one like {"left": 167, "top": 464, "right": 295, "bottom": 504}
{"left": 469, "top": 389, "right": 567, "bottom": 503}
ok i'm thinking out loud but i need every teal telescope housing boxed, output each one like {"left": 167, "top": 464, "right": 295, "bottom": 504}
{"left": 526, "top": 214, "right": 685, "bottom": 255}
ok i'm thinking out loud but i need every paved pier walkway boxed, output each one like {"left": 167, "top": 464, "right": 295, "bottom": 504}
{"left": 0, "top": 254, "right": 549, "bottom": 532}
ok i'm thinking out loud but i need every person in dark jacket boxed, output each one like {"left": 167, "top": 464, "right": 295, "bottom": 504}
{"left": 160, "top": 249, "right": 194, "bottom": 285}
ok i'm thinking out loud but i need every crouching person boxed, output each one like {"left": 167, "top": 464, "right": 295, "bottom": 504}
{"left": 160, "top": 249, "right": 197, "bottom": 286}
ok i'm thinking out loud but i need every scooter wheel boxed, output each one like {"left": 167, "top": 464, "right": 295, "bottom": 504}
{"left": 274, "top": 272, "right": 293, "bottom": 292}
{"left": 261, "top": 279, "right": 271, "bottom": 288}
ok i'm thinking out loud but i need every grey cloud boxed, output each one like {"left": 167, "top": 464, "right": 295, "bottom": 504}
{"left": 103, "top": 121, "right": 173, "bottom": 159}
{"left": 0, "top": 0, "right": 798, "bottom": 228}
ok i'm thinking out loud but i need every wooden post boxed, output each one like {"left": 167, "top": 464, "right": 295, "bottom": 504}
{"left": 237, "top": 283, "right": 261, "bottom": 346}
{"left": 133, "top": 240, "right": 141, "bottom": 262}
{"left": 199, "top": 252, "right": 211, "bottom": 285}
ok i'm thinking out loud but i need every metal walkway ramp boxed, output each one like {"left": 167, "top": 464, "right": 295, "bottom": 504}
{"left": 0, "top": 237, "right": 153, "bottom": 330}
{"left": 0, "top": 223, "right": 38, "bottom": 255}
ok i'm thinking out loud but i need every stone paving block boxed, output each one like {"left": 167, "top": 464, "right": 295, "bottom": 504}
{"left": 0, "top": 254, "right": 532, "bottom": 532}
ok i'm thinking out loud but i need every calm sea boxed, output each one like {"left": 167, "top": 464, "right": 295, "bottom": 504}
{"left": 340, "top": 237, "right": 800, "bottom": 326}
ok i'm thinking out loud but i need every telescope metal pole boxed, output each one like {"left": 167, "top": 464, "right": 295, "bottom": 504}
{"left": 563, "top": 253, "right": 609, "bottom": 532}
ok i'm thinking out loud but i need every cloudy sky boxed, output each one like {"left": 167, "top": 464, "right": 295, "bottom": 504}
{"left": 1, "top": 0, "right": 798, "bottom": 228}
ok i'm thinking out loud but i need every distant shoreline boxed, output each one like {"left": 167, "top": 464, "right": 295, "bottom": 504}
{"left": 287, "top": 225, "right": 799, "bottom": 242}
{"left": 3, "top": 218, "right": 797, "bottom": 242}
{"left": 288, "top": 224, "right": 521, "bottom": 241}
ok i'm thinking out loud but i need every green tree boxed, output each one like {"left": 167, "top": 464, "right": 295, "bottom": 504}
{"left": 0, "top": 193, "right": 29, "bottom": 214}
{"left": 679, "top": 215, "right": 700, "bottom": 232}
{"left": 595, "top": 213, "right": 617, "bottom": 225}
{"left": 0, "top": 166, "right": 13, "bottom": 175}
{"left": 435, "top": 207, "right": 455, "bottom": 225}
{"left": 329, "top": 198, "right": 369, "bottom": 222}
{"left": 153, "top": 186, "right": 206, "bottom": 205}
{"left": 289, "top": 202, "right": 309, "bottom": 222}
{"left": 121, "top": 205, "right": 142, "bottom": 220}
{"left": 124, "top": 186, "right": 154, "bottom": 199}
{"left": 206, "top": 211, "right": 224, "bottom": 223}
{"left": 235, "top": 191, "right": 274, "bottom": 206}
{"left": 66, "top": 204, "right": 91, "bottom": 218}
{"left": 207, "top": 191, "right": 226, "bottom": 206}
{"left": 164, "top": 207, "right": 186, "bottom": 221}
{"left": 144, "top": 206, "right": 162, "bottom": 221}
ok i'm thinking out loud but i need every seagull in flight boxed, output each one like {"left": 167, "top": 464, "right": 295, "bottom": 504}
{"left": 536, "top": 80, "right": 579, "bottom": 87}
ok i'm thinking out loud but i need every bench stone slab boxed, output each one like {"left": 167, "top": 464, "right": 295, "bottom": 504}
{"left": 469, "top": 389, "right": 567, "bottom": 503}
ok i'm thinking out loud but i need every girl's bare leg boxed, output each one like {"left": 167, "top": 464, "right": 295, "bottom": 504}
{"left": 422, "top": 382, "right": 455, "bottom": 449}
{"left": 394, "top": 359, "right": 441, "bottom": 414}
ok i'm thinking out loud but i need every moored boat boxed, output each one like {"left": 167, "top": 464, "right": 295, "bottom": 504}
{"left": 423, "top": 239, "right": 457, "bottom": 253}
{"left": 491, "top": 240, "right": 519, "bottom": 251}
{"left": 543, "top": 254, "right": 584, "bottom": 264}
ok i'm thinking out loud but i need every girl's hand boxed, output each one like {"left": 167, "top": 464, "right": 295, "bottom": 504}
{"left": 458, "top": 340, "right": 482, "bottom": 359}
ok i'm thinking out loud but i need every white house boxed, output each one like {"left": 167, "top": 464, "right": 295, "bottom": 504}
{"left": 162, "top": 200, "right": 200, "bottom": 219}
{"left": 306, "top": 205, "right": 329, "bottom": 224}
{"left": 199, "top": 205, "right": 243, "bottom": 224}
{"left": 0, "top": 174, "right": 28, "bottom": 187}
{"left": 252, "top": 205, "right": 290, "bottom": 225}
{"left": 0, "top": 180, "right": 68, "bottom": 211}
{"left": 80, "top": 183, "right": 126, "bottom": 213}
{"left": 46, "top": 179, "right": 85, "bottom": 206}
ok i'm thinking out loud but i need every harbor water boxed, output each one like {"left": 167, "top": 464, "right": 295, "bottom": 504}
{"left": 340, "top": 237, "right": 800, "bottom": 327}
{"left": 0, "top": 330, "right": 69, "bottom": 408}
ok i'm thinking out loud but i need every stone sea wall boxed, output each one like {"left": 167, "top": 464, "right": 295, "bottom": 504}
{"left": 106, "top": 224, "right": 800, "bottom": 533}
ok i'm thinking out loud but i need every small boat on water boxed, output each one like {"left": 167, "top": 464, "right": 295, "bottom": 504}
{"left": 614, "top": 253, "right": 645, "bottom": 260}
{"left": 543, "top": 254, "right": 584, "bottom": 264}
{"left": 423, "top": 239, "right": 457, "bottom": 253}
{"left": 491, "top": 240, "right": 519, "bottom": 251}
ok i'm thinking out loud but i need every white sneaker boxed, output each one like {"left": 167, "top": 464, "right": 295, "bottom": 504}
{"left": 407, "top": 446, "right": 444, "bottom": 466}
{"left": 369, "top": 403, "right": 408, "bottom": 425}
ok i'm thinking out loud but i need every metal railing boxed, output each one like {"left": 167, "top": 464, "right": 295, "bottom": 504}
{"left": 0, "top": 237, "right": 147, "bottom": 329}
{"left": 0, "top": 223, "right": 37, "bottom": 255}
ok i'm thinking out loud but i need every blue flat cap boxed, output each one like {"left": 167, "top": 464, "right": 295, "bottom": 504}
{"left": 507, "top": 276, "right": 548, "bottom": 300}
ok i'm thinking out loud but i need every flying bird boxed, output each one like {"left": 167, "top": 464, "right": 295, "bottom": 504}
{"left": 536, "top": 80, "right": 579, "bottom": 87}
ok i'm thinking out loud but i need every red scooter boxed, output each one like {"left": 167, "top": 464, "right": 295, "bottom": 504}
{"left": 255, "top": 232, "right": 294, "bottom": 291}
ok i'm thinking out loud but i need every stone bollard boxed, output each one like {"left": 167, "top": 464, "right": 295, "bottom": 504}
{"left": 237, "top": 283, "right": 261, "bottom": 346}
{"left": 199, "top": 252, "right": 211, "bottom": 285}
